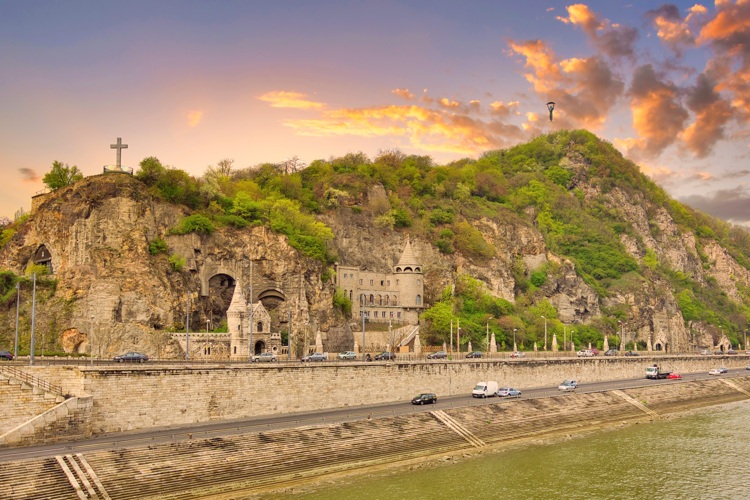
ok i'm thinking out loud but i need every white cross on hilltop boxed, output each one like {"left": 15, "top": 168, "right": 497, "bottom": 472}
{"left": 110, "top": 137, "right": 128, "bottom": 170}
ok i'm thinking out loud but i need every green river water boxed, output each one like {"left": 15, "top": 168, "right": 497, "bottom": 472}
{"left": 284, "top": 401, "right": 750, "bottom": 500}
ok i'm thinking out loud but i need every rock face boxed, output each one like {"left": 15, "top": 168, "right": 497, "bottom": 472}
{"left": 0, "top": 166, "right": 746, "bottom": 357}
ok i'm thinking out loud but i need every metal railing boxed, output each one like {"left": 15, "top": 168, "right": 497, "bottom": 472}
{"left": 0, "top": 365, "right": 65, "bottom": 397}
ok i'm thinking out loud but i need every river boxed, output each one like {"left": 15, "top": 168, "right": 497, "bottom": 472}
{"left": 285, "top": 401, "right": 750, "bottom": 499}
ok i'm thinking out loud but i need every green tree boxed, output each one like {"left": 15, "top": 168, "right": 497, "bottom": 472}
{"left": 43, "top": 161, "right": 83, "bottom": 190}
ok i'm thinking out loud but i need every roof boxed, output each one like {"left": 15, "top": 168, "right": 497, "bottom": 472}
{"left": 396, "top": 238, "right": 420, "bottom": 268}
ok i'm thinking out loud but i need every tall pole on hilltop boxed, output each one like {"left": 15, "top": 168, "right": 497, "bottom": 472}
{"left": 14, "top": 283, "right": 20, "bottom": 358}
{"left": 30, "top": 272, "right": 36, "bottom": 366}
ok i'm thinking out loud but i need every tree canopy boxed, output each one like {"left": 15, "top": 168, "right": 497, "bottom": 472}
{"left": 42, "top": 161, "right": 83, "bottom": 190}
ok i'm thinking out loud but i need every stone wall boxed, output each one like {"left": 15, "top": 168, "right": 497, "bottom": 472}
{"left": 22, "top": 355, "right": 750, "bottom": 435}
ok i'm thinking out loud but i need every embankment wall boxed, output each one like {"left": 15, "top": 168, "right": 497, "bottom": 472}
{"left": 21, "top": 355, "right": 750, "bottom": 434}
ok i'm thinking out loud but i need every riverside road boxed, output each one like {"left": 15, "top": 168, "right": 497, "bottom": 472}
{"left": 0, "top": 366, "right": 746, "bottom": 464}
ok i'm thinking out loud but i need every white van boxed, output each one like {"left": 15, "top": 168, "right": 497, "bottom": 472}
{"left": 472, "top": 381, "right": 499, "bottom": 398}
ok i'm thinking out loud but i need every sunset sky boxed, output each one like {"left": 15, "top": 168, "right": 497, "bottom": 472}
{"left": 2, "top": 1, "right": 750, "bottom": 224}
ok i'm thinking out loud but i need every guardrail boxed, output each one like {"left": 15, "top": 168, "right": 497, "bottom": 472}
{"left": 0, "top": 365, "right": 65, "bottom": 397}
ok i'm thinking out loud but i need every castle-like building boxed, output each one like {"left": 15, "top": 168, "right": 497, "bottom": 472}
{"left": 336, "top": 239, "right": 424, "bottom": 325}
{"left": 227, "top": 282, "right": 281, "bottom": 360}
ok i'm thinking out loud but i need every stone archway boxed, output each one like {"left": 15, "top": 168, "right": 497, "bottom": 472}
{"left": 254, "top": 340, "right": 266, "bottom": 355}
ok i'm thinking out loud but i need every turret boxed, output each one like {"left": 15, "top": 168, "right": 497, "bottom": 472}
{"left": 228, "top": 282, "right": 249, "bottom": 360}
{"left": 393, "top": 238, "right": 423, "bottom": 310}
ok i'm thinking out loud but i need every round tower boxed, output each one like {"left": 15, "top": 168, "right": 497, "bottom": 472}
{"left": 393, "top": 238, "right": 424, "bottom": 322}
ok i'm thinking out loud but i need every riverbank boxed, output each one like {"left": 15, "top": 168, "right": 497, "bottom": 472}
{"left": 1, "top": 376, "right": 748, "bottom": 499}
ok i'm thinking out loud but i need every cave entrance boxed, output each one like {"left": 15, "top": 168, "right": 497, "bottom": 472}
{"left": 203, "top": 273, "right": 236, "bottom": 330}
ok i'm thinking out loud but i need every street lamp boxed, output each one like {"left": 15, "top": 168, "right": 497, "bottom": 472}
{"left": 541, "top": 315, "right": 547, "bottom": 351}
{"left": 29, "top": 272, "right": 37, "bottom": 366}
{"left": 618, "top": 320, "right": 624, "bottom": 351}
{"left": 14, "top": 282, "right": 20, "bottom": 358}
{"left": 546, "top": 101, "right": 556, "bottom": 122}
{"left": 513, "top": 328, "right": 517, "bottom": 351}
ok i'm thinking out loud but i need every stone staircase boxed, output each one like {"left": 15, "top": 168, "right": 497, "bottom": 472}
{"left": 0, "top": 369, "right": 64, "bottom": 436}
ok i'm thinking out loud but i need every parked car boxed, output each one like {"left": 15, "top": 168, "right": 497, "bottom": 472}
{"left": 411, "top": 393, "right": 437, "bottom": 405}
{"left": 510, "top": 351, "right": 525, "bottom": 358}
{"left": 746, "top": 364, "right": 750, "bottom": 370}
{"left": 374, "top": 352, "right": 396, "bottom": 361}
{"left": 427, "top": 351, "right": 447, "bottom": 359}
{"left": 709, "top": 367, "right": 729, "bottom": 375}
{"left": 577, "top": 349, "right": 594, "bottom": 357}
{"left": 558, "top": 379, "right": 578, "bottom": 391}
{"left": 624, "top": 350, "right": 639, "bottom": 356}
{"left": 727, "top": 349, "right": 738, "bottom": 355}
{"left": 667, "top": 372, "right": 683, "bottom": 379}
{"left": 302, "top": 352, "right": 327, "bottom": 362}
{"left": 252, "top": 352, "right": 278, "bottom": 363}
{"left": 113, "top": 351, "right": 148, "bottom": 363}
{"left": 337, "top": 351, "right": 357, "bottom": 360}
{"left": 466, "top": 351, "right": 483, "bottom": 359}
{"left": 700, "top": 349, "right": 712, "bottom": 356}
{"left": 497, "top": 387, "right": 522, "bottom": 398}
{"left": 0, "top": 350, "right": 13, "bottom": 361}
{"left": 604, "top": 349, "right": 618, "bottom": 356}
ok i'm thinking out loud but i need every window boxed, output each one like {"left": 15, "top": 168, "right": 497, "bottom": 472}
{"left": 359, "top": 279, "right": 363, "bottom": 285}
{"left": 385, "top": 296, "right": 389, "bottom": 305}
{"left": 396, "top": 279, "right": 399, "bottom": 285}
{"left": 379, "top": 295, "right": 383, "bottom": 305}
{"left": 370, "top": 279, "right": 374, "bottom": 286}
{"left": 390, "top": 311, "right": 394, "bottom": 318}
{"left": 416, "top": 294, "right": 422, "bottom": 305}
{"left": 380, "top": 280, "right": 384, "bottom": 286}
{"left": 349, "top": 290, "right": 353, "bottom": 301}
{"left": 257, "top": 322, "right": 263, "bottom": 332}
{"left": 397, "top": 312, "right": 401, "bottom": 318}
{"left": 387, "top": 280, "right": 390, "bottom": 286}
{"left": 370, "top": 294, "right": 374, "bottom": 304}
{"left": 233, "top": 346, "right": 237, "bottom": 354}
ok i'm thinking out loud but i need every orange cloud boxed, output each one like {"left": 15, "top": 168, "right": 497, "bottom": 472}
{"left": 391, "top": 88, "right": 414, "bottom": 100}
{"left": 508, "top": 39, "right": 624, "bottom": 130}
{"left": 625, "top": 64, "right": 689, "bottom": 159}
{"left": 187, "top": 111, "right": 203, "bottom": 127}
{"left": 646, "top": 4, "right": 696, "bottom": 49}
{"left": 556, "top": 3, "right": 637, "bottom": 58}
{"left": 682, "top": 73, "right": 734, "bottom": 157}
{"left": 282, "top": 103, "right": 524, "bottom": 156}
{"left": 258, "top": 91, "right": 325, "bottom": 109}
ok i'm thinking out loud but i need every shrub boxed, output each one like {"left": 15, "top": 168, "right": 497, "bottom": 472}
{"left": 333, "top": 287, "right": 352, "bottom": 317}
{"left": 169, "top": 254, "right": 186, "bottom": 272}
{"left": 171, "top": 215, "right": 215, "bottom": 235}
{"left": 148, "top": 238, "right": 168, "bottom": 255}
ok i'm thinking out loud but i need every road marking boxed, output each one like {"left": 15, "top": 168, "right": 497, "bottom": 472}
{"left": 431, "top": 410, "right": 485, "bottom": 447}
{"left": 612, "top": 390, "right": 659, "bottom": 418}
{"left": 719, "top": 378, "right": 750, "bottom": 396}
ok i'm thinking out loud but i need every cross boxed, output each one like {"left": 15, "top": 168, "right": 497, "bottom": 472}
{"left": 110, "top": 137, "right": 128, "bottom": 170}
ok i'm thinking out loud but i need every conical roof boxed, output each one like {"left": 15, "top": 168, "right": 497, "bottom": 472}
{"left": 227, "top": 282, "right": 246, "bottom": 313}
{"left": 396, "top": 238, "right": 420, "bottom": 268}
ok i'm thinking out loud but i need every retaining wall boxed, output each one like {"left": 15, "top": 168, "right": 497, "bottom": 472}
{"left": 19, "top": 355, "right": 749, "bottom": 435}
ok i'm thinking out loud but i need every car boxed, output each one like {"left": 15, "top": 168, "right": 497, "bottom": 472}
{"left": 624, "top": 350, "right": 639, "bottom": 356}
{"left": 337, "top": 351, "right": 357, "bottom": 360}
{"left": 302, "top": 352, "right": 327, "bottom": 362}
{"left": 700, "top": 349, "right": 712, "bottom": 356}
{"left": 427, "top": 351, "right": 447, "bottom": 359}
{"left": 466, "top": 351, "right": 483, "bottom": 359}
{"left": 497, "top": 387, "right": 522, "bottom": 398}
{"left": 0, "top": 350, "right": 13, "bottom": 361}
{"left": 374, "top": 352, "right": 396, "bottom": 361}
{"left": 252, "top": 352, "right": 278, "bottom": 363}
{"left": 667, "top": 372, "right": 683, "bottom": 379}
{"left": 411, "top": 393, "right": 437, "bottom": 405}
{"left": 727, "top": 349, "right": 738, "bottom": 355}
{"left": 510, "top": 351, "right": 525, "bottom": 358}
{"left": 558, "top": 379, "right": 578, "bottom": 391}
{"left": 746, "top": 364, "right": 750, "bottom": 370}
{"left": 604, "top": 349, "right": 618, "bottom": 356}
{"left": 709, "top": 367, "right": 729, "bottom": 375}
{"left": 113, "top": 351, "right": 148, "bottom": 363}
{"left": 577, "top": 349, "right": 594, "bottom": 357}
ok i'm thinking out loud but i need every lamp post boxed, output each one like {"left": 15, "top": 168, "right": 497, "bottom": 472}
{"left": 513, "top": 328, "right": 517, "bottom": 351}
{"left": 14, "top": 282, "right": 20, "bottom": 358}
{"left": 541, "top": 315, "right": 547, "bottom": 351}
{"left": 185, "top": 294, "right": 190, "bottom": 361}
{"left": 29, "top": 272, "right": 36, "bottom": 366}
{"left": 90, "top": 315, "right": 94, "bottom": 366}
{"left": 618, "top": 320, "right": 624, "bottom": 351}
{"left": 546, "top": 101, "right": 556, "bottom": 122}
{"left": 361, "top": 295, "right": 366, "bottom": 361}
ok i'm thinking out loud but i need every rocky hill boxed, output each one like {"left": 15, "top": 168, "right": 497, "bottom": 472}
{"left": 0, "top": 130, "right": 748, "bottom": 356}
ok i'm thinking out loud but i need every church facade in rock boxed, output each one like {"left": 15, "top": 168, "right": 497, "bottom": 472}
{"left": 227, "top": 282, "right": 281, "bottom": 360}
{"left": 336, "top": 239, "right": 424, "bottom": 325}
